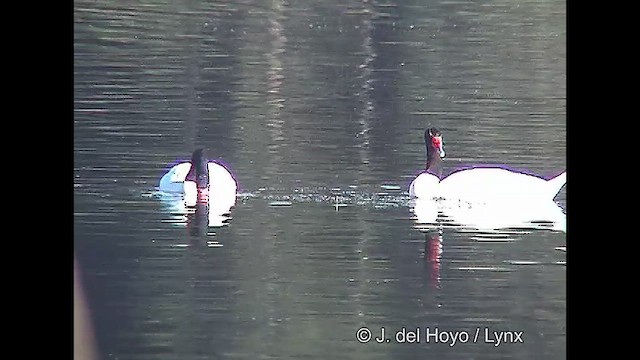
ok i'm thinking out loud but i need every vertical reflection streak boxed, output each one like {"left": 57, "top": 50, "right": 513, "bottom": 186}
{"left": 265, "top": 1, "right": 287, "bottom": 156}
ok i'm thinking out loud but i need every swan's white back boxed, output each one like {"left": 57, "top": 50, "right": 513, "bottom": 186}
{"left": 410, "top": 168, "right": 566, "bottom": 203}
{"left": 207, "top": 162, "right": 237, "bottom": 196}
{"left": 159, "top": 162, "right": 191, "bottom": 193}
{"left": 439, "top": 168, "right": 548, "bottom": 201}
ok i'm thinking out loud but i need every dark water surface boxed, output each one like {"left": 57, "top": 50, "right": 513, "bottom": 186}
{"left": 74, "top": 1, "right": 566, "bottom": 359}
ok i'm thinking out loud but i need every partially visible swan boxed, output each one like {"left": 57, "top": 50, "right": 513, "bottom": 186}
{"left": 159, "top": 148, "right": 237, "bottom": 210}
{"left": 409, "top": 127, "right": 566, "bottom": 202}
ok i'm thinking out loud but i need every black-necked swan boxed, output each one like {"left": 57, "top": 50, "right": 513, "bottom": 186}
{"left": 159, "top": 148, "right": 237, "bottom": 209}
{"left": 409, "top": 128, "right": 566, "bottom": 202}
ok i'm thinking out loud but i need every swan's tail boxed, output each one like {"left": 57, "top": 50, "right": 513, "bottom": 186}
{"left": 547, "top": 171, "right": 566, "bottom": 199}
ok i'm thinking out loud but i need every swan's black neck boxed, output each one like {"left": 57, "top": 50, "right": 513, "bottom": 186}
{"left": 426, "top": 146, "right": 443, "bottom": 178}
{"left": 425, "top": 130, "right": 443, "bottom": 179}
{"left": 185, "top": 148, "right": 209, "bottom": 189}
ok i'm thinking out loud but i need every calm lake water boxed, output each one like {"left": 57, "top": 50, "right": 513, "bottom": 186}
{"left": 74, "top": 0, "right": 566, "bottom": 359}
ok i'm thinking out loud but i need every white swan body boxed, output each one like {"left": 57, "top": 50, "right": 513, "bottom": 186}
{"left": 158, "top": 161, "right": 237, "bottom": 210}
{"left": 410, "top": 167, "right": 566, "bottom": 202}
{"left": 159, "top": 162, "right": 192, "bottom": 193}
{"left": 438, "top": 168, "right": 566, "bottom": 202}
{"left": 409, "top": 173, "right": 440, "bottom": 199}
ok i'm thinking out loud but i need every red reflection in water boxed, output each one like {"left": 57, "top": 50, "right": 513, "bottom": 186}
{"left": 424, "top": 231, "right": 443, "bottom": 289}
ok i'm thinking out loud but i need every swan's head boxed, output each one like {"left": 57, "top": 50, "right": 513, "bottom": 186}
{"left": 425, "top": 128, "right": 445, "bottom": 159}
{"left": 185, "top": 148, "right": 210, "bottom": 190}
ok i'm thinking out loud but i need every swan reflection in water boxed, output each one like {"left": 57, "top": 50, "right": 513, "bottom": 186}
{"left": 411, "top": 198, "right": 566, "bottom": 233}
{"left": 411, "top": 198, "right": 566, "bottom": 289}
{"left": 157, "top": 192, "right": 235, "bottom": 236}
{"left": 422, "top": 229, "right": 443, "bottom": 290}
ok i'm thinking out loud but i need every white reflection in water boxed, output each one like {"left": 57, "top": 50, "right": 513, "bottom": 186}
{"left": 156, "top": 192, "right": 235, "bottom": 234}
{"left": 411, "top": 197, "right": 566, "bottom": 234}
{"left": 414, "top": 198, "right": 566, "bottom": 289}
